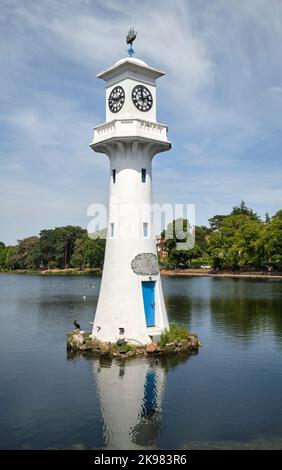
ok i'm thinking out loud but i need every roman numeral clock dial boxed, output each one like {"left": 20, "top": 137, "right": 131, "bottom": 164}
{"left": 132, "top": 84, "right": 153, "bottom": 112}
{"left": 108, "top": 86, "right": 125, "bottom": 113}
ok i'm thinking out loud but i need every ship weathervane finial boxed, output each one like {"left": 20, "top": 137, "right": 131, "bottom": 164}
{"left": 126, "top": 27, "right": 137, "bottom": 57}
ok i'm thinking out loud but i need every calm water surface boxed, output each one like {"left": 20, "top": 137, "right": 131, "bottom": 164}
{"left": 0, "top": 274, "right": 282, "bottom": 449}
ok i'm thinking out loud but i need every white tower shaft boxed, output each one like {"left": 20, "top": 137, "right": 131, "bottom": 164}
{"left": 90, "top": 58, "right": 171, "bottom": 345}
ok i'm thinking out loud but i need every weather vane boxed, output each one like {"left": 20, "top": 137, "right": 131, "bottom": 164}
{"left": 126, "top": 27, "right": 137, "bottom": 57}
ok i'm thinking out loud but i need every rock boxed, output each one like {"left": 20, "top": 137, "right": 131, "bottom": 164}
{"left": 165, "top": 342, "right": 177, "bottom": 352}
{"left": 190, "top": 332, "right": 198, "bottom": 339}
{"left": 100, "top": 342, "right": 111, "bottom": 353}
{"left": 72, "top": 333, "right": 84, "bottom": 349}
{"left": 66, "top": 326, "right": 201, "bottom": 357}
{"left": 67, "top": 333, "right": 76, "bottom": 350}
{"left": 146, "top": 342, "right": 158, "bottom": 354}
{"left": 85, "top": 339, "right": 100, "bottom": 350}
{"left": 100, "top": 342, "right": 111, "bottom": 355}
{"left": 179, "top": 340, "right": 189, "bottom": 350}
{"left": 188, "top": 335, "right": 199, "bottom": 349}
{"left": 126, "top": 350, "right": 135, "bottom": 357}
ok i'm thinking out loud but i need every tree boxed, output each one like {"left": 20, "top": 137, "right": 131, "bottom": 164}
{"left": 70, "top": 237, "right": 87, "bottom": 270}
{"left": 258, "top": 210, "right": 282, "bottom": 267}
{"left": 208, "top": 202, "right": 259, "bottom": 232}
{"left": 161, "top": 219, "right": 211, "bottom": 269}
{"left": 53, "top": 226, "right": 86, "bottom": 268}
{"left": 208, "top": 213, "right": 263, "bottom": 270}
{"left": 70, "top": 235, "right": 106, "bottom": 270}
{"left": 39, "top": 229, "right": 57, "bottom": 268}
{"left": 231, "top": 200, "right": 260, "bottom": 221}
{"left": 1, "top": 205, "right": 280, "bottom": 273}
{"left": 208, "top": 214, "right": 227, "bottom": 231}
{"left": 11, "top": 237, "right": 41, "bottom": 269}
{"left": 5, "top": 246, "right": 17, "bottom": 270}
{"left": 0, "top": 243, "right": 8, "bottom": 269}
{"left": 86, "top": 237, "right": 106, "bottom": 269}
{"left": 39, "top": 226, "right": 86, "bottom": 269}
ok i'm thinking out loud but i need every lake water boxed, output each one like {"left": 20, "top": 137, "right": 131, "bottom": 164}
{"left": 0, "top": 274, "right": 282, "bottom": 450}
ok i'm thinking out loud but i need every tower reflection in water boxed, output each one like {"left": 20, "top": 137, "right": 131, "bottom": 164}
{"left": 92, "top": 357, "right": 166, "bottom": 449}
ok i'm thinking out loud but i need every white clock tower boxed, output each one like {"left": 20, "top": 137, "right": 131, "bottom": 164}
{"left": 90, "top": 38, "right": 171, "bottom": 345}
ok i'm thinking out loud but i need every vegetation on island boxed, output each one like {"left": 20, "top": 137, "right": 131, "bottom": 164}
{"left": 1, "top": 201, "right": 282, "bottom": 274}
{"left": 159, "top": 323, "right": 193, "bottom": 348}
{"left": 67, "top": 323, "right": 200, "bottom": 357}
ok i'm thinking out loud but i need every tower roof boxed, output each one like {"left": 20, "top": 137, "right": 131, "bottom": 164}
{"left": 97, "top": 57, "right": 164, "bottom": 82}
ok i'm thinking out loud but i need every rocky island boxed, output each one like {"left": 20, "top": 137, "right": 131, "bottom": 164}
{"left": 67, "top": 323, "right": 201, "bottom": 358}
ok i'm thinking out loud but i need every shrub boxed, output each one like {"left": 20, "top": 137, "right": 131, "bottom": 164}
{"left": 159, "top": 323, "right": 190, "bottom": 348}
{"left": 112, "top": 342, "right": 135, "bottom": 353}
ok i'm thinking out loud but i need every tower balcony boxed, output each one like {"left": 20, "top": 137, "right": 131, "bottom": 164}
{"left": 91, "top": 118, "right": 169, "bottom": 147}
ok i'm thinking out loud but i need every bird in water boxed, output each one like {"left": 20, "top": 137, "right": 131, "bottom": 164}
{"left": 74, "top": 320, "right": 81, "bottom": 330}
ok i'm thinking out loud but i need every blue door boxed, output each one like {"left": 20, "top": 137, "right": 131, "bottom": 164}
{"left": 142, "top": 281, "right": 156, "bottom": 327}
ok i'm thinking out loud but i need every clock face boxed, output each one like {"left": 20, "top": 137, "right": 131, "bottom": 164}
{"left": 132, "top": 85, "right": 153, "bottom": 112}
{"left": 108, "top": 86, "right": 125, "bottom": 113}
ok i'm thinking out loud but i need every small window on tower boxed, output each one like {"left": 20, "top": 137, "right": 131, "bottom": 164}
{"left": 110, "top": 223, "right": 114, "bottom": 238}
{"left": 141, "top": 168, "right": 147, "bottom": 183}
{"left": 143, "top": 222, "right": 149, "bottom": 239}
{"left": 112, "top": 169, "right": 116, "bottom": 183}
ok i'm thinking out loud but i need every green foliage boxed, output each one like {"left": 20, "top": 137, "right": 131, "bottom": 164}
{"left": 0, "top": 226, "right": 105, "bottom": 271}
{"left": 190, "top": 258, "right": 210, "bottom": 267}
{"left": 208, "top": 202, "right": 259, "bottom": 232}
{"left": 161, "top": 219, "right": 211, "bottom": 269}
{"left": 208, "top": 213, "right": 263, "bottom": 269}
{"left": 112, "top": 342, "right": 135, "bottom": 353}
{"left": 0, "top": 243, "right": 7, "bottom": 268}
{"left": 257, "top": 210, "right": 282, "bottom": 266}
{"left": 39, "top": 226, "right": 86, "bottom": 269}
{"left": 207, "top": 203, "right": 281, "bottom": 270}
{"left": 208, "top": 214, "right": 227, "bottom": 232}
{"left": 159, "top": 323, "right": 190, "bottom": 348}
{"left": 70, "top": 235, "right": 105, "bottom": 270}
{"left": 10, "top": 236, "right": 41, "bottom": 269}
{"left": 230, "top": 200, "right": 260, "bottom": 220}
{"left": 159, "top": 202, "right": 282, "bottom": 271}
{"left": 1, "top": 202, "right": 281, "bottom": 273}
{"left": 0, "top": 244, "right": 18, "bottom": 270}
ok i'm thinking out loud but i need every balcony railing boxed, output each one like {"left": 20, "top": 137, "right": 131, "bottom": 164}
{"left": 92, "top": 119, "right": 168, "bottom": 145}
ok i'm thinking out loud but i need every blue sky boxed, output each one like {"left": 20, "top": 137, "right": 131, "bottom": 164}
{"left": 1, "top": 0, "right": 282, "bottom": 245}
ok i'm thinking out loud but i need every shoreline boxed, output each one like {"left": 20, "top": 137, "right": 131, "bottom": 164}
{"left": 0, "top": 268, "right": 102, "bottom": 276}
{"left": 160, "top": 269, "right": 282, "bottom": 280}
{"left": 1, "top": 268, "right": 282, "bottom": 279}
